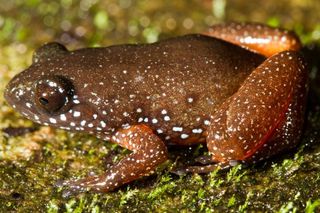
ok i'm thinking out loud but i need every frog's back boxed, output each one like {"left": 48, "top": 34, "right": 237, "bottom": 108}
{"left": 66, "top": 34, "right": 266, "bottom": 143}
{"left": 67, "top": 35, "right": 265, "bottom": 113}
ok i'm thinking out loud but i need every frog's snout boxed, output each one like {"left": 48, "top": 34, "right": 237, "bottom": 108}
{"left": 4, "top": 74, "right": 33, "bottom": 113}
{"left": 4, "top": 78, "right": 17, "bottom": 107}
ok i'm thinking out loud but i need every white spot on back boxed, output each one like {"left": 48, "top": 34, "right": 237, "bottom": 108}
{"left": 73, "top": 111, "right": 81, "bottom": 117}
{"left": 173, "top": 127, "right": 183, "bottom": 132}
{"left": 60, "top": 114, "right": 67, "bottom": 121}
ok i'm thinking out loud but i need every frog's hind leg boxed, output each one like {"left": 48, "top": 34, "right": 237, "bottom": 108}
{"left": 205, "top": 50, "right": 308, "bottom": 165}
{"left": 204, "top": 22, "right": 302, "bottom": 57}
{"left": 59, "top": 124, "right": 168, "bottom": 195}
{"left": 173, "top": 50, "right": 307, "bottom": 175}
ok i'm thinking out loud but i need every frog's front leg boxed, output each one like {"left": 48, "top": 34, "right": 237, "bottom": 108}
{"left": 179, "top": 50, "right": 307, "bottom": 173}
{"left": 60, "top": 124, "right": 168, "bottom": 195}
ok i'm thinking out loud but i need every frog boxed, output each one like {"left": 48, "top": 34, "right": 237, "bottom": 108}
{"left": 4, "top": 22, "right": 308, "bottom": 195}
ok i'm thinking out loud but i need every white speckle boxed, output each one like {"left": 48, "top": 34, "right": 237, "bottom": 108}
{"left": 152, "top": 118, "right": 158, "bottom": 124}
{"left": 80, "top": 120, "right": 86, "bottom": 126}
{"left": 157, "top": 129, "right": 163, "bottom": 134}
{"left": 49, "top": 118, "right": 57, "bottom": 124}
{"left": 173, "top": 126, "right": 183, "bottom": 132}
{"left": 138, "top": 117, "right": 143, "bottom": 122}
{"left": 161, "top": 109, "right": 167, "bottom": 114}
{"left": 136, "top": 108, "right": 142, "bottom": 113}
{"left": 93, "top": 114, "right": 98, "bottom": 119}
{"left": 88, "top": 123, "right": 94, "bottom": 128}
{"left": 181, "top": 134, "right": 189, "bottom": 139}
{"left": 187, "top": 97, "right": 193, "bottom": 103}
{"left": 70, "top": 122, "right": 76, "bottom": 127}
{"left": 73, "top": 99, "right": 80, "bottom": 104}
{"left": 100, "top": 121, "right": 106, "bottom": 128}
{"left": 60, "top": 114, "right": 67, "bottom": 121}
{"left": 26, "top": 102, "right": 32, "bottom": 108}
{"left": 204, "top": 120, "right": 211, "bottom": 125}
{"left": 102, "top": 110, "right": 107, "bottom": 115}
{"left": 73, "top": 111, "right": 81, "bottom": 117}
{"left": 192, "top": 128, "right": 203, "bottom": 134}
{"left": 135, "top": 75, "right": 144, "bottom": 82}
{"left": 144, "top": 118, "right": 149, "bottom": 122}
{"left": 164, "top": 115, "right": 170, "bottom": 121}
{"left": 48, "top": 81, "right": 57, "bottom": 87}
{"left": 122, "top": 123, "right": 130, "bottom": 129}
{"left": 123, "top": 112, "right": 129, "bottom": 117}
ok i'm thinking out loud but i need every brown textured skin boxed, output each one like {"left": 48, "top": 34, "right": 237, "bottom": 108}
{"left": 4, "top": 23, "right": 308, "bottom": 194}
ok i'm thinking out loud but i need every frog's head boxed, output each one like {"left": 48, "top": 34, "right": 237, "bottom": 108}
{"left": 4, "top": 43, "right": 108, "bottom": 136}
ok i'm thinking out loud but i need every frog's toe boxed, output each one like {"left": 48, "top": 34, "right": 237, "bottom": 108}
{"left": 171, "top": 162, "right": 232, "bottom": 175}
{"left": 61, "top": 185, "right": 87, "bottom": 198}
{"left": 54, "top": 179, "right": 66, "bottom": 188}
{"left": 194, "top": 155, "right": 216, "bottom": 165}
{"left": 56, "top": 176, "right": 99, "bottom": 197}
{"left": 170, "top": 166, "right": 189, "bottom": 176}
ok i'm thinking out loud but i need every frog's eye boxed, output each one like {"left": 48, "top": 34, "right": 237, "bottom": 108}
{"left": 34, "top": 76, "right": 74, "bottom": 114}
{"left": 32, "top": 42, "right": 68, "bottom": 63}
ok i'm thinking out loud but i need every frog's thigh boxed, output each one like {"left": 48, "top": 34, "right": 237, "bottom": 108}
{"left": 244, "top": 66, "right": 307, "bottom": 163}
{"left": 204, "top": 22, "right": 301, "bottom": 57}
{"left": 206, "top": 50, "right": 307, "bottom": 163}
{"left": 65, "top": 124, "right": 168, "bottom": 193}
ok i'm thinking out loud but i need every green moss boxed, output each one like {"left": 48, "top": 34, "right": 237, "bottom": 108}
{"left": 278, "top": 202, "right": 297, "bottom": 213}
{"left": 305, "top": 199, "right": 320, "bottom": 213}
{"left": 1, "top": 0, "right": 320, "bottom": 212}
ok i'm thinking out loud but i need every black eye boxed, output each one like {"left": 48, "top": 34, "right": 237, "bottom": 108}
{"left": 34, "top": 76, "right": 74, "bottom": 114}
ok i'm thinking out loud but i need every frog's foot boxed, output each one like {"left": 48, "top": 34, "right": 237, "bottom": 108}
{"left": 171, "top": 161, "right": 232, "bottom": 175}
{"left": 56, "top": 168, "right": 136, "bottom": 197}
{"left": 194, "top": 155, "right": 216, "bottom": 165}
{"left": 56, "top": 177, "right": 97, "bottom": 197}
{"left": 57, "top": 124, "right": 168, "bottom": 196}
{"left": 172, "top": 155, "right": 239, "bottom": 175}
